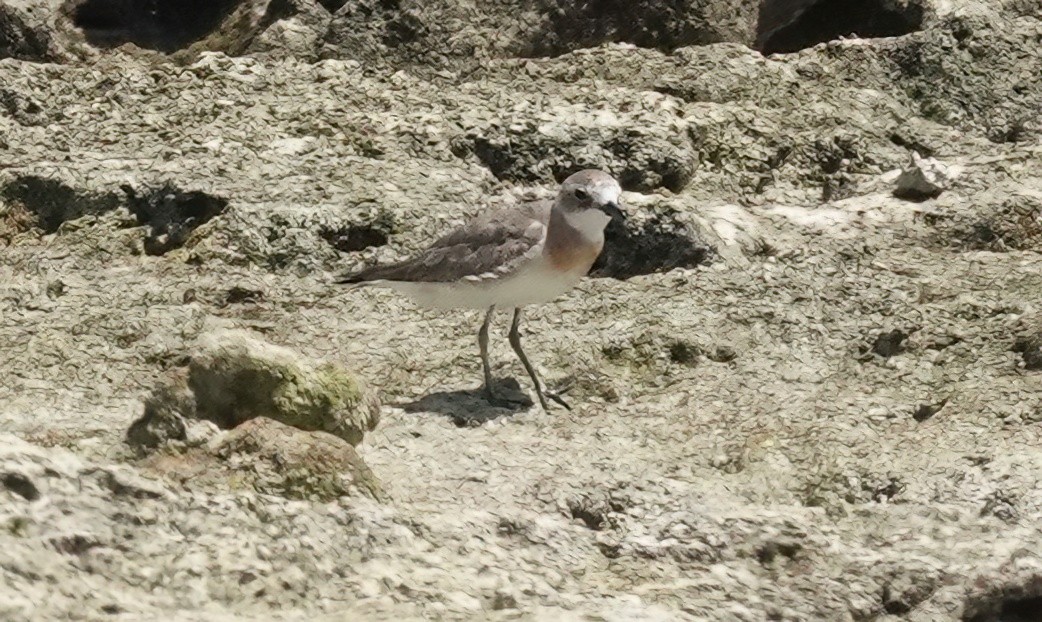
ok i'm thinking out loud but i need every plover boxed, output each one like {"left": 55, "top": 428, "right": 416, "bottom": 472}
{"left": 337, "top": 170, "right": 625, "bottom": 411}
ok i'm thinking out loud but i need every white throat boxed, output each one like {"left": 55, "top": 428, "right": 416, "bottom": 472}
{"left": 562, "top": 209, "right": 611, "bottom": 240}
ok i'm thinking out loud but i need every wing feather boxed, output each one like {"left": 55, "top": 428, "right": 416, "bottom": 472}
{"left": 337, "top": 200, "right": 551, "bottom": 284}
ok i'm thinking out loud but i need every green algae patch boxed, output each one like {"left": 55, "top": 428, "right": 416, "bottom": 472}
{"left": 187, "top": 329, "right": 380, "bottom": 445}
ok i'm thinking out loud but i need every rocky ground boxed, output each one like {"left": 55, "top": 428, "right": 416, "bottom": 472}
{"left": 2, "top": 0, "right": 1042, "bottom": 620}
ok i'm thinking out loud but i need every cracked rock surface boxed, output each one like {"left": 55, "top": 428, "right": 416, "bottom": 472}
{"left": 2, "top": 0, "right": 1042, "bottom": 620}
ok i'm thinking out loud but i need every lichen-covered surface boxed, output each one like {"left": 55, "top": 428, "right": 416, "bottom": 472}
{"left": 2, "top": 0, "right": 1042, "bottom": 620}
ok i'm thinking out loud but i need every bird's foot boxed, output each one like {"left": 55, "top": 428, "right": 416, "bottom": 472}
{"left": 483, "top": 377, "right": 575, "bottom": 412}
{"left": 538, "top": 377, "right": 575, "bottom": 412}
{"left": 483, "top": 383, "right": 531, "bottom": 409}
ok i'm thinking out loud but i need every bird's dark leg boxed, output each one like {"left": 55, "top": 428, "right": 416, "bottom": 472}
{"left": 508, "top": 307, "right": 571, "bottom": 411}
{"left": 479, "top": 306, "right": 529, "bottom": 408}
{"left": 478, "top": 306, "right": 496, "bottom": 400}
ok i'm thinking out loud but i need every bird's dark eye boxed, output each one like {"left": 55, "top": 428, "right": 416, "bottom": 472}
{"left": 574, "top": 189, "right": 589, "bottom": 200}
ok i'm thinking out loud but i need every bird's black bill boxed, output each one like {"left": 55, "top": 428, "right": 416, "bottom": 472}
{"left": 599, "top": 201, "right": 626, "bottom": 221}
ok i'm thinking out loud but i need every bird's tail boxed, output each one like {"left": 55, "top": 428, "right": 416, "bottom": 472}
{"left": 334, "top": 272, "right": 365, "bottom": 285}
{"left": 335, "top": 259, "right": 404, "bottom": 287}
{"left": 333, "top": 268, "right": 386, "bottom": 290}
{"left": 332, "top": 266, "right": 366, "bottom": 285}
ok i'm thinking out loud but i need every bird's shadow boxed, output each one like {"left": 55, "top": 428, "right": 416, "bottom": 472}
{"left": 397, "top": 377, "right": 534, "bottom": 426}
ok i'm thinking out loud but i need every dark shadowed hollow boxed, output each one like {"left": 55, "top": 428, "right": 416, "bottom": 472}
{"left": 320, "top": 223, "right": 391, "bottom": 253}
{"left": 122, "top": 184, "right": 229, "bottom": 256}
{"left": 966, "top": 594, "right": 1042, "bottom": 622}
{"left": 69, "top": 0, "right": 241, "bottom": 52}
{"left": 755, "top": 0, "right": 924, "bottom": 54}
{"left": 591, "top": 213, "right": 713, "bottom": 280}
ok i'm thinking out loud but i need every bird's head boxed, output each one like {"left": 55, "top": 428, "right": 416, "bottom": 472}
{"left": 556, "top": 170, "right": 626, "bottom": 235}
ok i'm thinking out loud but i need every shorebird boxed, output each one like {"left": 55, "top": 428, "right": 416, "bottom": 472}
{"left": 337, "top": 170, "right": 625, "bottom": 411}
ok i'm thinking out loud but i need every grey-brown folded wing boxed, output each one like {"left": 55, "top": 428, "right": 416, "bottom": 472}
{"left": 338, "top": 200, "right": 550, "bottom": 284}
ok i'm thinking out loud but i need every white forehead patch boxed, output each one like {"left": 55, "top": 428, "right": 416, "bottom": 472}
{"left": 590, "top": 180, "right": 621, "bottom": 206}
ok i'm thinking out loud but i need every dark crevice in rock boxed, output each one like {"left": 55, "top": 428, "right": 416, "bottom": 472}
{"left": 316, "top": 0, "right": 348, "bottom": 12}
{"left": 568, "top": 502, "right": 607, "bottom": 531}
{"left": 756, "top": 0, "right": 924, "bottom": 55}
{"left": 1, "top": 175, "right": 122, "bottom": 233}
{"left": 1, "top": 175, "right": 226, "bottom": 253}
{"left": 2, "top": 472, "right": 40, "bottom": 501}
{"left": 755, "top": 540, "right": 803, "bottom": 566}
{"left": 924, "top": 195, "right": 1042, "bottom": 253}
{"left": 590, "top": 212, "right": 714, "bottom": 280}
{"left": 523, "top": 0, "right": 756, "bottom": 57}
{"left": 0, "top": 89, "right": 48, "bottom": 127}
{"left": 0, "top": 4, "right": 56, "bottom": 61}
{"left": 122, "top": 184, "right": 228, "bottom": 256}
{"left": 321, "top": 215, "right": 395, "bottom": 253}
{"left": 259, "top": 0, "right": 301, "bottom": 30}
{"left": 912, "top": 398, "right": 947, "bottom": 422}
{"left": 602, "top": 136, "right": 693, "bottom": 194}
{"left": 1013, "top": 334, "right": 1042, "bottom": 370}
{"left": 987, "top": 116, "right": 1032, "bottom": 145}
{"left": 881, "top": 576, "right": 939, "bottom": 616}
{"left": 50, "top": 533, "right": 103, "bottom": 555}
{"left": 455, "top": 134, "right": 695, "bottom": 194}
{"left": 888, "top": 131, "right": 936, "bottom": 158}
{"left": 961, "top": 222, "right": 1004, "bottom": 249}
{"left": 465, "top": 137, "right": 520, "bottom": 181}
{"left": 865, "top": 329, "right": 908, "bottom": 358}
{"left": 69, "top": 0, "right": 244, "bottom": 52}
{"left": 668, "top": 340, "right": 701, "bottom": 366}
{"left": 965, "top": 584, "right": 1042, "bottom": 622}
{"left": 224, "top": 286, "right": 265, "bottom": 305}
{"left": 991, "top": 596, "right": 1042, "bottom": 622}
{"left": 321, "top": 0, "right": 430, "bottom": 65}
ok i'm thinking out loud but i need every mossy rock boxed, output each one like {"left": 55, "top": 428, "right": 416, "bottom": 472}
{"left": 188, "top": 329, "right": 379, "bottom": 445}
{"left": 216, "top": 417, "right": 383, "bottom": 501}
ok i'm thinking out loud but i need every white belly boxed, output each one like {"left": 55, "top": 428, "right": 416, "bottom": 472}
{"left": 387, "top": 262, "right": 583, "bottom": 310}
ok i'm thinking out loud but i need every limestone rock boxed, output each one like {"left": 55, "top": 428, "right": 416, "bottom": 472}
{"left": 1014, "top": 321, "right": 1042, "bottom": 371}
{"left": 188, "top": 329, "right": 379, "bottom": 445}
{"left": 0, "top": 0, "right": 63, "bottom": 62}
{"left": 5, "top": 0, "right": 1042, "bottom": 620}
{"left": 215, "top": 417, "right": 382, "bottom": 500}
{"left": 88, "top": 466, "right": 172, "bottom": 500}
{"left": 322, "top": 0, "right": 762, "bottom": 71}
{"left": 246, "top": 0, "right": 331, "bottom": 60}
{"left": 126, "top": 331, "right": 379, "bottom": 450}
{"left": 126, "top": 370, "right": 194, "bottom": 449}
{"left": 893, "top": 151, "right": 957, "bottom": 201}
{"left": 755, "top": 0, "right": 925, "bottom": 55}
{"left": 450, "top": 99, "right": 695, "bottom": 193}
